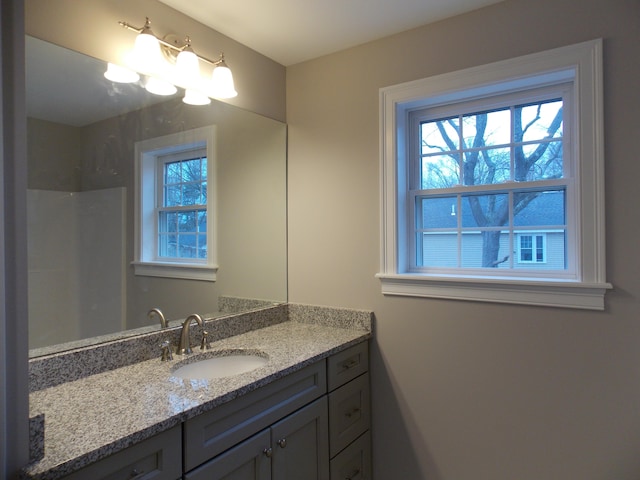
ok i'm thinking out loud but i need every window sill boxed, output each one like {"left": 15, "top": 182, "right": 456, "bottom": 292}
{"left": 376, "top": 273, "right": 612, "bottom": 310}
{"left": 132, "top": 261, "right": 218, "bottom": 281}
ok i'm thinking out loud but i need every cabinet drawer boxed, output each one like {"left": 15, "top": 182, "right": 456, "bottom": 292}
{"left": 330, "top": 431, "right": 371, "bottom": 480}
{"left": 327, "top": 342, "right": 368, "bottom": 392}
{"left": 61, "top": 426, "right": 181, "bottom": 480}
{"left": 184, "top": 429, "right": 271, "bottom": 480}
{"left": 328, "top": 373, "right": 370, "bottom": 457}
{"left": 184, "top": 361, "right": 327, "bottom": 471}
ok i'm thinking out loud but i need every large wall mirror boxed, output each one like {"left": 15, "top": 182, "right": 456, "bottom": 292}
{"left": 26, "top": 35, "right": 287, "bottom": 357}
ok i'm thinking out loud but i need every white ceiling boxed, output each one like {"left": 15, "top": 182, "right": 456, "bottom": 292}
{"left": 157, "top": 0, "right": 505, "bottom": 66}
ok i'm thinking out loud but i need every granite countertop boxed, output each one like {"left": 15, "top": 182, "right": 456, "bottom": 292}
{"left": 23, "top": 309, "right": 372, "bottom": 480}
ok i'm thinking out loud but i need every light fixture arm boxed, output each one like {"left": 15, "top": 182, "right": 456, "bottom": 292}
{"left": 118, "top": 18, "right": 227, "bottom": 67}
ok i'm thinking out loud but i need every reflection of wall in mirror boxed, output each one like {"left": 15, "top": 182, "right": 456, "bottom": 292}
{"left": 27, "top": 188, "right": 126, "bottom": 349}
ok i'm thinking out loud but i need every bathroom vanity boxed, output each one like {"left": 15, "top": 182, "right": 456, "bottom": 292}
{"left": 22, "top": 304, "right": 373, "bottom": 480}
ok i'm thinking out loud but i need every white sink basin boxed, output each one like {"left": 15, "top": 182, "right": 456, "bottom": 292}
{"left": 172, "top": 352, "right": 269, "bottom": 379}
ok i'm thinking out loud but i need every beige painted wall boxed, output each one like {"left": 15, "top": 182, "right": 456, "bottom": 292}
{"left": 287, "top": 0, "right": 640, "bottom": 478}
{"left": 24, "top": 0, "right": 286, "bottom": 121}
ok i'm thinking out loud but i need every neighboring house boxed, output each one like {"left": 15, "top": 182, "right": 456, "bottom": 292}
{"left": 420, "top": 191, "right": 566, "bottom": 270}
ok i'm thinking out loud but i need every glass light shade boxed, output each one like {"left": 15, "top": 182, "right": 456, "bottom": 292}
{"left": 133, "top": 32, "right": 163, "bottom": 75}
{"left": 210, "top": 64, "right": 237, "bottom": 99}
{"left": 145, "top": 77, "right": 177, "bottom": 96}
{"left": 183, "top": 89, "right": 211, "bottom": 106}
{"left": 104, "top": 63, "right": 140, "bottom": 83}
{"left": 175, "top": 49, "right": 200, "bottom": 88}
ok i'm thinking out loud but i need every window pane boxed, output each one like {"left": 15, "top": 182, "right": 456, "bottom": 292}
{"left": 183, "top": 158, "right": 201, "bottom": 181}
{"left": 461, "top": 230, "right": 509, "bottom": 268}
{"left": 178, "top": 234, "right": 196, "bottom": 258}
{"left": 461, "top": 194, "right": 509, "bottom": 228}
{"left": 518, "top": 141, "right": 563, "bottom": 181}
{"left": 182, "top": 183, "right": 202, "bottom": 206}
{"left": 421, "top": 117, "right": 459, "bottom": 154}
{"left": 516, "top": 99, "right": 563, "bottom": 142}
{"left": 515, "top": 230, "right": 566, "bottom": 269}
{"left": 419, "top": 233, "right": 458, "bottom": 267}
{"left": 197, "top": 234, "right": 207, "bottom": 259}
{"left": 165, "top": 161, "right": 181, "bottom": 184}
{"left": 419, "top": 197, "right": 457, "bottom": 229}
{"left": 164, "top": 185, "right": 181, "bottom": 207}
{"left": 463, "top": 147, "right": 510, "bottom": 186}
{"left": 514, "top": 190, "right": 565, "bottom": 226}
{"left": 201, "top": 158, "right": 207, "bottom": 180}
{"left": 421, "top": 154, "right": 460, "bottom": 189}
{"left": 462, "top": 108, "right": 510, "bottom": 148}
{"left": 198, "top": 211, "right": 207, "bottom": 232}
{"left": 178, "top": 211, "right": 197, "bottom": 232}
{"left": 158, "top": 212, "right": 177, "bottom": 233}
{"left": 159, "top": 233, "right": 177, "bottom": 257}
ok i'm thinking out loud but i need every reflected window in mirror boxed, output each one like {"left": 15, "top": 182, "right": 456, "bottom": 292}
{"left": 133, "top": 126, "right": 219, "bottom": 281}
{"left": 158, "top": 149, "right": 207, "bottom": 260}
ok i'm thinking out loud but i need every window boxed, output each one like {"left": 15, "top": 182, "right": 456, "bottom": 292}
{"left": 410, "top": 90, "right": 567, "bottom": 273}
{"left": 516, "top": 233, "right": 546, "bottom": 264}
{"left": 157, "top": 150, "right": 208, "bottom": 260}
{"left": 133, "top": 126, "right": 218, "bottom": 281}
{"left": 378, "top": 40, "right": 611, "bottom": 309}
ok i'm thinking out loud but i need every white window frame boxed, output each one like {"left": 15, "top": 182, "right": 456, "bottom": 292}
{"left": 378, "top": 39, "right": 612, "bottom": 310}
{"left": 516, "top": 232, "right": 547, "bottom": 264}
{"left": 132, "top": 126, "right": 218, "bottom": 281}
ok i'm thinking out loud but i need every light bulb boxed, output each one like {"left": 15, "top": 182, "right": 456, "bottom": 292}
{"left": 133, "top": 31, "right": 163, "bottom": 75}
{"left": 210, "top": 63, "right": 237, "bottom": 99}
{"left": 104, "top": 63, "right": 140, "bottom": 83}
{"left": 175, "top": 47, "right": 200, "bottom": 89}
{"left": 145, "top": 77, "right": 177, "bottom": 96}
{"left": 183, "top": 89, "right": 211, "bottom": 106}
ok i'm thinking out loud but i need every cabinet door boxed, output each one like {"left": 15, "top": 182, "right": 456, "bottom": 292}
{"left": 185, "top": 429, "right": 271, "bottom": 480}
{"left": 61, "top": 426, "right": 181, "bottom": 480}
{"left": 271, "top": 397, "right": 329, "bottom": 480}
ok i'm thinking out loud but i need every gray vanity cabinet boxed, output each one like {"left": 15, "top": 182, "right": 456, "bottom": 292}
{"left": 55, "top": 341, "right": 370, "bottom": 480}
{"left": 186, "top": 397, "right": 329, "bottom": 480}
{"left": 183, "top": 341, "right": 370, "bottom": 480}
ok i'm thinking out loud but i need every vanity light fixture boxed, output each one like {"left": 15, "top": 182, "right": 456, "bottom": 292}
{"left": 106, "top": 17, "right": 237, "bottom": 104}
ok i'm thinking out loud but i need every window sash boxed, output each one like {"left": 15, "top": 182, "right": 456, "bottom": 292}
{"left": 154, "top": 148, "right": 208, "bottom": 263}
{"left": 406, "top": 86, "right": 574, "bottom": 277}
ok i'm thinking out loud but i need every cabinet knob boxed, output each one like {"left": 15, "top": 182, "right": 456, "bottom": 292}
{"left": 345, "top": 468, "right": 361, "bottom": 480}
{"left": 130, "top": 469, "right": 146, "bottom": 479}
{"left": 263, "top": 447, "right": 273, "bottom": 458}
{"left": 345, "top": 407, "right": 361, "bottom": 419}
{"left": 277, "top": 438, "right": 287, "bottom": 448}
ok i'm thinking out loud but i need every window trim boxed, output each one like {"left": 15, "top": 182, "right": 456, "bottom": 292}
{"left": 133, "top": 126, "right": 218, "bottom": 281}
{"left": 377, "top": 39, "right": 612, "bottom": 310}
{"left": 516, "top": 232, "right": 547, "bottom": 264}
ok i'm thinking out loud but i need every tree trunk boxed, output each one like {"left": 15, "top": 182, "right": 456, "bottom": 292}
{"left": 481, "top": 231, "right": 502, "bottom": 267}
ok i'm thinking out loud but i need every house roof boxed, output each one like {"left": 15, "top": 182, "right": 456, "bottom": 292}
{"left": 421, "top": 190, "right": 565, "bottom": 229}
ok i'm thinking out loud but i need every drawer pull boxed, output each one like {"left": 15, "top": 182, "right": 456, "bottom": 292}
{"left": 277, "top": 438, "right": 287, "bottom": 448}
{"left": 345, "top": 407, "right": 361, "bottom": 419}
{"left": 345, "top": 468, "right": 361, "bottom": 480}
{"left": 130, "top": 469, "right": 146, "bottom": 479}
{"left": 340, "top": 358, "right": 359, "bottom": 371}
{"left": 263, "top": 447, "right": 273, "bottom": 458}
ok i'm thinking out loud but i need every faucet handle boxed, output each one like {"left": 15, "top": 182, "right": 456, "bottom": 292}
{"left": 160, "top": 340, "right": 173, "bottom": 361}
{"left": 200, "top": 330, "right": 211, "bottom": 350}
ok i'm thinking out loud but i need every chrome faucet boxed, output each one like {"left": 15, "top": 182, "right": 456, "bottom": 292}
{"left": 148, "top": 308, "right": 168, "bottom": 329}
{"left": 177, "top": 314, "right": 203, "bottom": 355}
